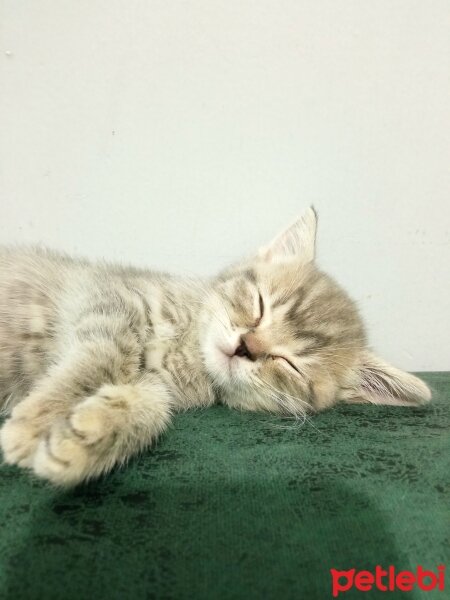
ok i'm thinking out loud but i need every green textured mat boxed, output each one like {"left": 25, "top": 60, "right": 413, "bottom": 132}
{"left": 0, "top": 373, "right": 448, "bottom": 600}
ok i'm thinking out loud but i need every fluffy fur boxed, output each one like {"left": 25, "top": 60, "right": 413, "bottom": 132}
{"left": 0, "top": 208, "right": 431, "bottom": 485}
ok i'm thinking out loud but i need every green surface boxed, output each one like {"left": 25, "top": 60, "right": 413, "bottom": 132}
{"left": 0, "top": 373, "right": 448, "bottom": 600}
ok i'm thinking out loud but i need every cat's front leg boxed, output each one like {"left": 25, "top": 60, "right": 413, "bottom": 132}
{"left": 1, "top": 326, "right": 144, "bottom": 473}
{"left": 16, "top": 373, "right": 172, "bottom": 485}
{"left": 1, "top": 336, "right": 132, "bottom": 464}
{"left": 33, "top": 374, "right": 173, "bottom": 485}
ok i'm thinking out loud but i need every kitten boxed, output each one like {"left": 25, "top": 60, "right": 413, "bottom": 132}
{"left": 0, "top": 208, "right": 430, "bottom": 485}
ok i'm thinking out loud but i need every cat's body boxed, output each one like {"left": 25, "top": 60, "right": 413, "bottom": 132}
{"left": 0, "top": 209, "right": 431, "bottom": 485}
{"left": 0, "top": 246, "right": 214, "bottom": 411}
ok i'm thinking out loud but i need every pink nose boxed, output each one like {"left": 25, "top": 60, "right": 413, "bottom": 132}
{"left": 234, "top": 333, "right": 265, "bottom": 361}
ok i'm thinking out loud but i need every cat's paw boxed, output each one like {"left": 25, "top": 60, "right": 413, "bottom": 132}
{"left": 0, "top": 417, "right": 42, "bottom": 467}
{"left": 32, "top": 385, "right": 134, "bottom": 485}
{"left": 1, "top": 393, "right": 67, "bottom": 468}
{"left": 67, "top": 386, "right": 129, "bottom": 445}
{"left": 33, "top": 426, "right": 90, "bottom": 485}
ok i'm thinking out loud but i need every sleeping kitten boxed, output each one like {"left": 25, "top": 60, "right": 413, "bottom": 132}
{"left": 0, "top": 208, "right": 430, "bottom": 485}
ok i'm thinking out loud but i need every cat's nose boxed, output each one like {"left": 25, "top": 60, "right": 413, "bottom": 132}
{"left": 234, "top": 339, "right": 254, "bottom": 361}
{"left": 234, "top": 333, "right": 264, "bottom": 361}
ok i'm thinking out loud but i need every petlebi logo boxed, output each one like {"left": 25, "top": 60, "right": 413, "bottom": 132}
{"left": 330, "top": 565, "right": 445, "bottom": 597}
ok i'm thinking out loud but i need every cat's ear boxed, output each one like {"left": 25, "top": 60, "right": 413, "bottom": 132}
{"left": 259, "top": 207, "right": 317, "bottom": 263}
{"left": 343, "top": 351, "right": 431, "bottom": 407}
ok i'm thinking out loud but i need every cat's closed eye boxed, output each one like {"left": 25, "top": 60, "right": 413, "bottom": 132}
{"left": 253, "top": 292, "right": 264, "bottom": 327}
{"left": 272, "top": 355, "right": 301, "bottom": 375}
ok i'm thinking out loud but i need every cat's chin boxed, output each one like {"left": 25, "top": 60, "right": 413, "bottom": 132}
{"left": 219, "top": 386, "right": 283, "bottom": 414}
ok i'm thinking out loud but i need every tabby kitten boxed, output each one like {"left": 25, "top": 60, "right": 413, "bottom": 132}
{"left": 0, "top": 208, "right": 430, "bottom": 485}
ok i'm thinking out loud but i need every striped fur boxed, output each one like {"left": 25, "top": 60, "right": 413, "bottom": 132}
{"left": 0, "top": 208, "right": 431, "bottom": 485}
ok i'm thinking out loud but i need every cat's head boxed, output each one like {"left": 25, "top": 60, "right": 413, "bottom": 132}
{"left": 200, "top": 208, "right": 431, "bottom": 415}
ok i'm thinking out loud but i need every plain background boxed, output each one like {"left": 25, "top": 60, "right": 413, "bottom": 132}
{"left": 1, "top": 1, "right": 449, "bottom": 371}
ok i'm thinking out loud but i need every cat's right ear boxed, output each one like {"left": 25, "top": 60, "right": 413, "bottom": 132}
{"left": 259, "top": 207, "right": 317, "bottom": 263}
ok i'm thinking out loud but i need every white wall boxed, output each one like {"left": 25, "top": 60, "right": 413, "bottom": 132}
{"left": 1, "top": 1, "right": 449, "bottom": 371}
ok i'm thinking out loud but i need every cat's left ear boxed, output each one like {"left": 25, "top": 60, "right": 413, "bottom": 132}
{"left": 342, "top": 351, "right": 432, "bottom": 407}
{"left": 259, "top": 207, "right": 317, "bottom": 263}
